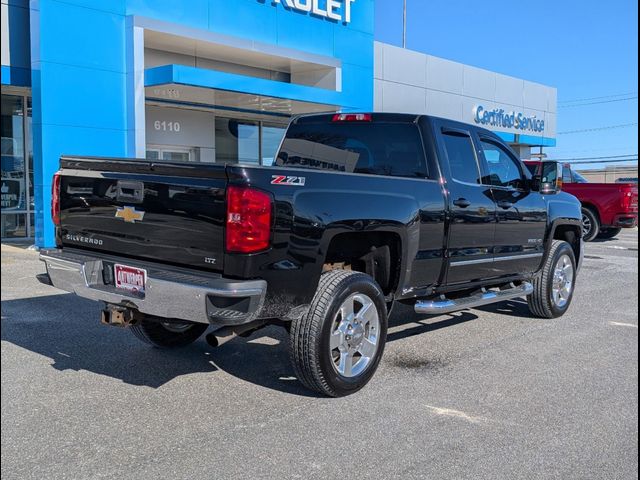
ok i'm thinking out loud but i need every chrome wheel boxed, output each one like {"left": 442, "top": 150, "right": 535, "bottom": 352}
{"left": 552, "top": 254, "right": 574, "bottom": 308}
{"left": 582, "top": 213, "right": 592, "bottom": 237}
{"left": 329, "top": 293, "right": 380, "bottom": 378}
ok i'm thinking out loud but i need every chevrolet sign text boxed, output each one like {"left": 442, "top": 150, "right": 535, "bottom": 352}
{"left": 271, "top": 0, "right": 356, "bottom": 24}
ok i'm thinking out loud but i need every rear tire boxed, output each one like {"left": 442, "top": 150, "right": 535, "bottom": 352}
{"left": 130, "top": 317, "right": 208, "bottom": 348}
{"left": 289, "top": 270, "right": 388, "bottom": 397}
{"left": 597, "top": 227, "right": 622, "bottom": 239}
{"left": 527, "top": 240, "right": 577, "bottom": 319}
{"left": 581, "top": 207, "right": 600, "bottom": 242}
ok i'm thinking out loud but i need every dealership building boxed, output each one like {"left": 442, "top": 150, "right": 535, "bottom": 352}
{"left": 1, "top": 0, "right": 557, "bottom": 246}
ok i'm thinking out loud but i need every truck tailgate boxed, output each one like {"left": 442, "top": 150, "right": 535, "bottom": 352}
{"left": 58, "top": 157, "right": 226, "bottom": 272}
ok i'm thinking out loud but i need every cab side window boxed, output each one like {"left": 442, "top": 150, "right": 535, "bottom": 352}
{"left": 441, "top": 131, "right": 482, "bottom": 185}
{"left": 479, "top": 139, "right": 525, "bottom": 189}
{"left": 562, "top": 167, "right": 573, "bottom": 183}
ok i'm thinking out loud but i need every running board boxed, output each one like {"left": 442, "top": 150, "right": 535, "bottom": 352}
{"left": 415, "top": 282, "right": 533, "bottom": 315}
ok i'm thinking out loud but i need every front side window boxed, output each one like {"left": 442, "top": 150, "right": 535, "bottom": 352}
{"left": 480, "top": 140, "right": 524, "bottom": 189}
{"left": 277, "top": 123, "right": 429, "bottom": 179}
{"left": 441, "top": 132, "right": 482, "bottom": 184}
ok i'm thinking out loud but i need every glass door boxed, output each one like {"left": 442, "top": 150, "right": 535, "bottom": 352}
{"left": 1, "top": 93, "right": 32, "bottom": 240}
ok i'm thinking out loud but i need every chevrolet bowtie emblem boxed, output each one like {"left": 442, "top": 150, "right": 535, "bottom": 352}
{"left": 115, "top": 206, "right": 145, "bottom": 223}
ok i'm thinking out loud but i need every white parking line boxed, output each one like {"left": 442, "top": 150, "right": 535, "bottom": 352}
{"left": 609, "top": 321, "right": 638, "bottom": 328}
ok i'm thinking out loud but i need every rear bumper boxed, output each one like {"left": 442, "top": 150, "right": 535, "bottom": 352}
{"left": 612, "top": 214, "right": 638, "bottom": 228}
{"left": 39, "top": 249, "right": 267, "bottom": 326}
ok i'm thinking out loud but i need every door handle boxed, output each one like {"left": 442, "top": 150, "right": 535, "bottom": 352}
{"left": 497, "top": 200, "right": 513, "bottom": 209}
{"left": 453, "top": 198, "right": 471, "bottom": 208}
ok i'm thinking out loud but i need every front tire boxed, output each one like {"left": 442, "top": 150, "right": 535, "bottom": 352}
{"left": 527, "top": 240, "right": 577, "bottom": 318}
{"left": 130, "top": 317, "right": 208, "bottom": 348}
{"left": 290, "top": 270, "right": 388, "bottom": 397}
{"left": 581, "top": 207, "right": 600, "bottom": 242}
{"left": 597, "top": 227, "right": 622, "bottom": 239}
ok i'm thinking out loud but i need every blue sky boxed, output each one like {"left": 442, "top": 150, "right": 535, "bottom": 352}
{"left": 374, "top": 0, "right": 638, "bottom": 166}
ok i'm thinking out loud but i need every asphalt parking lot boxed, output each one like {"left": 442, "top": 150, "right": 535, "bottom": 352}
{"left": 1, "top": 230, "right": 638, "bottom": 480}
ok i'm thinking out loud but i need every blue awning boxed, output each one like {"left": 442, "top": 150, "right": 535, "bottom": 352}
{"left": 496, "top": 131, "right": 557, "bottom": 148}
{"left": 145, "top": 64, "right": 343, "bottom": 108}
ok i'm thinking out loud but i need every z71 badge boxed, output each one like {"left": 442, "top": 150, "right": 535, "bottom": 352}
{"left": 271, "top": 175, "right": 306, "bottom": 186}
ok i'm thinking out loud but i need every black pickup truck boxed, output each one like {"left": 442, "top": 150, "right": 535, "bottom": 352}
{"left": 39, "top": 113, "right": 583, "bottom": 397}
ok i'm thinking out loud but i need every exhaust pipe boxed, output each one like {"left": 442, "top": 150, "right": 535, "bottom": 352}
{"left": 205, "top": 319, "right": 266, "bottom": 348}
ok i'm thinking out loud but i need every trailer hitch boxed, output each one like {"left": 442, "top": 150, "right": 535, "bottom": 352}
{"left": 100, "top": 305, "right": 142, "bottom": 328}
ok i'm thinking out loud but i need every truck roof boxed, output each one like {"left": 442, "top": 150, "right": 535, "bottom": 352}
{"left": 291, "top": 113, "right": 507, "bottom": 144}
{"left": 293, "top": 113, "right": 422, "bottom": 124}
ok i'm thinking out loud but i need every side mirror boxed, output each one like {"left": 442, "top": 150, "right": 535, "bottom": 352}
{"left": 533, "top": 161, "right": 563, "bottom": 194}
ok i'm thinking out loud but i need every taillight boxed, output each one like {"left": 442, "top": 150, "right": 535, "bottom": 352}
{"left": 621, "top": 187, "right": 638, "bottom": 211}
{"left": 226, "top": 186, "right": 272, "bottom": 254}
{"left": 51, "top": 172, "right": 62, "bottom": 226}
{"left": 332, "top": 113, "right": 372, "bottom": 122}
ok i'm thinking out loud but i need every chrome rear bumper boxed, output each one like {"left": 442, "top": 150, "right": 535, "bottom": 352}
{"left": 39, "top": 249, "right": 267, "bottom": 326}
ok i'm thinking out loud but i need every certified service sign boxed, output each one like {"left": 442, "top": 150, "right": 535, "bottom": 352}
{"left": 473, "top": 105, "right": 545, "bottom": 134}
{"left": 271, "top": 0, "right": 356, "bottom": 24}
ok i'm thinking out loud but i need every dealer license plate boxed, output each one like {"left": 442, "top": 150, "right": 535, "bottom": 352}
{"left": 114, "top": 264, "right": 147, "bottom": 294}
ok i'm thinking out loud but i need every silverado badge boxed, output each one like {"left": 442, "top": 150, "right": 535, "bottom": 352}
{"left": 115, "top": 206, "right": 145, "bottom": 223}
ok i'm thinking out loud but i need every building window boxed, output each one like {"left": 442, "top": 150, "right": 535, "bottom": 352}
{"left": 145, "top": 103, "right": 288, "bottom": 166}
{"left": 146, "top": 146, "right": 199, "bottom": 163}
{"left": 262, "top": 124, "right": 287, "bottom": 166}
{"left": 215, "top": 118, "right": 260, "bottom": 165}
{"left": 1, "top": 93, "right": 33, "bottom": 240}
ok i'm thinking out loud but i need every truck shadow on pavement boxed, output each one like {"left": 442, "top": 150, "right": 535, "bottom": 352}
{"left": 1, "top": 294, "right": 219, "bottom": 388}
{"left": 473, "top": 298, "right": 534, "bottom": 319}
{"left": 0, "top": 293, "right": 317, "bottom": 396}
{"left": 2, "top": 292, "right": 487, "bottom": 396}
{"left": 387, "top": 302, "right": 480, "bottom": 341}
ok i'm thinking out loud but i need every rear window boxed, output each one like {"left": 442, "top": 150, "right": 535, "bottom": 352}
{"left": 276, "top": 123, "right": 429, "bottom": 179}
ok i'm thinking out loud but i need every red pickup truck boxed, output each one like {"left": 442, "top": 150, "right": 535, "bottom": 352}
{"left": 525, "top": 161, "right": 638, "bottom": 241}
